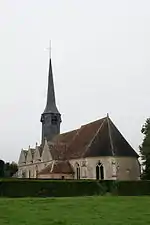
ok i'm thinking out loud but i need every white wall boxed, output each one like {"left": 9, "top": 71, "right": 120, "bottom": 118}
{"left": 18, "top": 156, "right": 140, "bottom": 180}
{"left": 70, "top": 156, "right": 140, "bottom": 180}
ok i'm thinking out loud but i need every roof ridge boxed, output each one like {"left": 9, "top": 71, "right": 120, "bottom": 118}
{"left": 67, "top": 126, "right": 84, "bottom": 148}
{"left": 82, "top": 118, "right": 106, "bottom": 157}
{"left": 81, "top": 117, "right": 106, "bottom": 128}
{"left": 107, "top": 116, "right": 115, "bottom": 156}
{"left": 56, "top": 129, "right": 78, "bottom": 138}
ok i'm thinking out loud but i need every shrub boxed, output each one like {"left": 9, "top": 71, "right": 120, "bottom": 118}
{"left": 0, "top": 179, "right": 109, "bottom": 197}
{"left": 0, "top": 179, "right": 150, "bottom": 197}
{"left": 116, "top": 180, "right": 150, "bottom": 196}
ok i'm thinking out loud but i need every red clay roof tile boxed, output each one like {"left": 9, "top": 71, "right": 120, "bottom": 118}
{"left": 38, "top": 160, "right": 74, "bottom": 175}
{"left": 47, "top": 116, "right": 138, "bottom": 160}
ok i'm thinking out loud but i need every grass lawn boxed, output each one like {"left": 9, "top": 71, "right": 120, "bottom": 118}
{"left": 0, "top": 196, "right": 150, "bottom": 225}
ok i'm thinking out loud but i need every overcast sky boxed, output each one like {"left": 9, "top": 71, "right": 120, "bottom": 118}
{"left": 0, "top": 0, "right": 150, "bottom": 162}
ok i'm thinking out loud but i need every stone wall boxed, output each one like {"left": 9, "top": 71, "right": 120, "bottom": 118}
{"left": 18, "top": 156, "right": 140, "bottom": 180}
{"left": 18, "top": 161, "right": 52, "bottom": 178}
{"left": 69, "top": 156, "right": 140, "bottom": 180}
{"left": 115, "top": 157, "right": 141, "bottom": 180}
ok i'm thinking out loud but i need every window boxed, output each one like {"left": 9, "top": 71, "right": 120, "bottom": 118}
{"left": 75, "top": 163, "right": 80, "bottom": 179}
{"left": 51, "top": 114, "right": 58, "bottom": 125}
{"left": 96, "top": 162, "right": 104, "bottom": 180}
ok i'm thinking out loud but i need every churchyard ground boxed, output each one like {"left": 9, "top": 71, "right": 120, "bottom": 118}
{"left": 0, "top": 196, "right": 150, "bottom": 225}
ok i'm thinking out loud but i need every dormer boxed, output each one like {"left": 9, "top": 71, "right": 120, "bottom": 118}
{"left": 41, "top": 139, "right": 52, "bottom": 162}
{"left": 18, "top": 149, "right": 28, "bottom": 165}
{"left": 26, "top": 146, "right": 35, "bottom": 164}
{"left": 34, "top": 143, "right": 43, "bottom": 162}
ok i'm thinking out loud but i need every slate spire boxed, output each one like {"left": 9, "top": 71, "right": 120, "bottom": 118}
{"left": 44, "top": 57, "right": 59, "bottom": 114}
{"left": 41, "top": 53, "right": 61, "bottom": 145}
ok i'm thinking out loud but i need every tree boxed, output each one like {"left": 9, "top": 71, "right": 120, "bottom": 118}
{"left": 140, "top": 118, "right": 150, "bottom": 179}
{"left": 4, "top": 162, "right": 18, "bottom": 177}
{"left": 8, "top": 162, "right": 18, "bottom": 177}
{"left": 0, "top": 160, "right": 18, "bottom": 178}
{"left": 0, "top": 160, "right": 5, "bottom": 177}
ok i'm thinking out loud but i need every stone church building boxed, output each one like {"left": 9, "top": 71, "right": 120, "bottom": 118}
{"left": 18, "top": 56, "right": 140, "bottom": 180}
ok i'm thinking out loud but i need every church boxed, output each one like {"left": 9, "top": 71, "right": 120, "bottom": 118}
{"left": 18, "top": 56, "right": 140, "bottom": 180}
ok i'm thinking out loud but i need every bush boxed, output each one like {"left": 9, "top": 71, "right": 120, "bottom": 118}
{"left": 0, "top": 179, "right": 150, "bottom": 197}
{"left": 116, "top": 180, "right": 150, "bottom": 196}
{"left": 0, "top": 179, "right": 110, "bottom": 197}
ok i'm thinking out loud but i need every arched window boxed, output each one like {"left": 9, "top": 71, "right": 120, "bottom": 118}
{"left": 75, "top": 163, "right": 80, "bottom": 180}
{"left": 96, "top": 165, "right": 100, "bottom": 180}
{"left": 96, "top": 161, "right": 104, "bottom": 180}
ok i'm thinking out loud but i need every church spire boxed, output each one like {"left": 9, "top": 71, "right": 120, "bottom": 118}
{"left": 40, "top": 46, "right": 61, "bottom": 145}
{"left": 43, "top": 57, "right": 59, "bottom": 114}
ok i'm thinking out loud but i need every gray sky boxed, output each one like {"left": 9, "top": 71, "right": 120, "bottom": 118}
{"left": 0, "top": 0, "right": 149, "bottom": 162}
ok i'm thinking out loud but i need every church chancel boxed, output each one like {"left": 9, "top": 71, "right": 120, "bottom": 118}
{"left": 18, "top": 53, "right": 140, "bottom": 180}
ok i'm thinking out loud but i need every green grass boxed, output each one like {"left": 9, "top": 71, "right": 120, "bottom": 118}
{"left": 0, "top": 197, "right": 150, "bottom": 225}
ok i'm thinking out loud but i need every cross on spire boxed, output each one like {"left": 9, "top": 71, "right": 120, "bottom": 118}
{"left": 46, "top": 40, "right": 51, "bottom": 59}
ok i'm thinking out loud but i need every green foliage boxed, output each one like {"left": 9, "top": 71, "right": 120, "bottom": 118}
{"left": 0, "top": 180, "right": 108, "bottom": 197}
{"left": 4, "top": 162, "right": 18, "bottom": 177}
{"left": 116, "top": 180, "right": 150, "bottom": 195}
{"left": 0, "top": 179, "right": 150, "bottom": 197}
{"left": 140, "top": 118, "right": 150, "bottom": 179}
{"left": 0, "top": 160, "right": 18, "bottom": 178}
{"left": 0, "top": 160, "right": 5, "bottom": 177}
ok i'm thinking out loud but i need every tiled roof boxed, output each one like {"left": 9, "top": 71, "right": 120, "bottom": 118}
{"left": 65, "top": 118, "right": 105, "bottom": 159}
{"left": 38, "top": 160, "right": 74, "bottom": 175}
{"left": 38, "top": 162, "right": 53, "bottom": 174}
{"left": 48, "top": 116, "right": 139, "bottom": 160}
{"left": 84, "top": 117, "right": 138, "bottom": 158}
{"left": 52, "top": 129, "right": 78, "bottom": 144}
{"left": 48, "top": 143, "right": 67, "bottom": 160}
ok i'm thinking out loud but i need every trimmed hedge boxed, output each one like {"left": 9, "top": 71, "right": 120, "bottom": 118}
{"left": 116, "top": 180, "right": 150, "bottom": 196}
{"left": 0, "top": 179, "right": 150, "bottom": 197}
{"left": 0, "top": 179, "right": 110, "bottom": 197}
